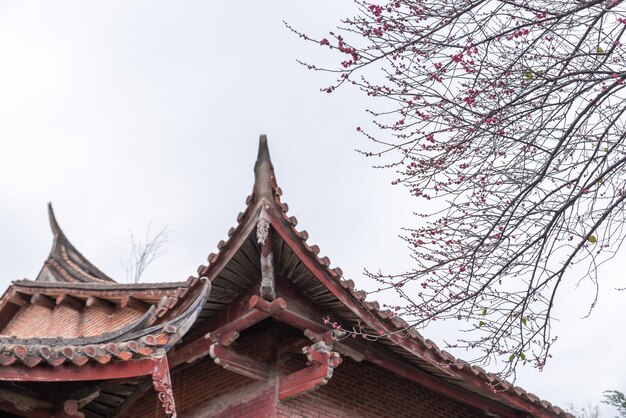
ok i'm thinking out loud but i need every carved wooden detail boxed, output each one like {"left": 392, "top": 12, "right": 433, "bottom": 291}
{"left": 151, "top": 356, "right": 177, "bottom": 418}
{"left": 278, "top": 333, "right": 342, "bottom": 400}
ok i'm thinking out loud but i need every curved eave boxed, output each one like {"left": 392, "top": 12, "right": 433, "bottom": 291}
{"left": 263, "top": 188, "right": 571, "bottom": 417}
{"left": 36, "top": 204, "right": 116, "bottom": 284}
{"left": 12, "top": 279, "right": 193, "bottom": 292}
{"left": 0, "top": 279, "right": 210, "bottom": 370}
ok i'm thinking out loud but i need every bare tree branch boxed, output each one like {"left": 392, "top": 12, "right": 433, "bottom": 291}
{"left": 122, "top": 222, "right": 169, "bottom": 284}
{"left": 294, "top": 0, "right": 626, "bottom": 377}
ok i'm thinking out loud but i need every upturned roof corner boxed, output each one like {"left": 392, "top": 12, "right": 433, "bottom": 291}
{"left": 47, "top": 202, "right": 63, "bottom": 240}
{"left": 253, "top": 134, "right": 277, "bottom": 204}
{"left": 37, "top": 203, "right": 116, "bottom": 283}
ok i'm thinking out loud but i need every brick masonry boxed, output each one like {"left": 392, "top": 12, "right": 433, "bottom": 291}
{"left": 3, "top": 304, "right": 142, "bottom": 338}
{"left": 119, "top": 323, "right": 489, "bottom": 418}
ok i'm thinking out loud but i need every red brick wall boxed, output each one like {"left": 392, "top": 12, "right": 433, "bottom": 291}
{"left": 2, "top": 304, "right": 142, "bottom": 338}
{"left": 118, "top": 323, "right": 490, "bottom": 418}
{"left": 119, "top": 323, "right": 275, "bottom": 418}
{"left": 119, "top": 359, "right": 254, "bottom": 418}
{"left": 277, "top": 355, "right": 487, "bottom": 418}
{"left": 216, "top": 389, "right": 276, "bottom": 418}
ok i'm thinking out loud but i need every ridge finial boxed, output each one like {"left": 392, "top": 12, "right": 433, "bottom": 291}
{"left": 47, "top": 202, "right": 63, "bottom": 239}
{"left": 253, "top": 134, "right": 276, "bottom": 202}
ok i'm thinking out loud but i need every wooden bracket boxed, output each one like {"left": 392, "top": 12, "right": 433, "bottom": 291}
{"left": 278, "top": 337, "right": 342, "bottom": 400}
{"left": 56, "top": 294, "right": 85, "bottom": 312}
{"left": 9, "top": 291, "right": 31, "bottom": 308}
{"left": 206, "top": 296, "right": 286, "bottom": 343}
{"left": 151, "top": 356, "right": 177, "bottom": 418}
{"left": 209, "top": 342, "right": 270, "bottom": 380}
{"left": 120, "top": 296, "right": 150, "bottom": 312}
{"left": 85, "top": 296, "right": 116, "bottom": 314}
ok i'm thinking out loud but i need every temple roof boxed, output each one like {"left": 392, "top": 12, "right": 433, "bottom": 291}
{"left": 0, "top": 276, "right": 209, "bottom": 364}
{"left": 0, "top": 135, "right": 570, "bottom": 418}
{"left": 191, "top": 135, "right": 571, "bottom": 418}
{"left": 36, "top": 204, "right": 116, "bottom": 284}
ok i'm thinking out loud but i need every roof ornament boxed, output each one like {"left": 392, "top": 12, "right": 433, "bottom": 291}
{"left": 253, "top": 135, "right": 277, "bottom": 300}
{"left": 48, "top": 202, "right": 64, "bottom": 240}
{"left": 256, "top": 206, "right": 270, "bottom": 245}
{"left": 253, "top": 134, "right": 276, "bottom": 203}
{"left": 36, "top": 203, "right": 116, "bottom": 283}
{"left": 258, "top": 206, "right": 276, "bottom": 300}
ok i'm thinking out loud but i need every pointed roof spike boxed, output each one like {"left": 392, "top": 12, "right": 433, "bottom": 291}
{"left": 253, "top": 134, "right": 277, "bottom": 203}
{"left": 47, "top": 202, "right": 63, "bottom": 239}
{"left": 36, "top": 203, "right": 116, "bottom": 284}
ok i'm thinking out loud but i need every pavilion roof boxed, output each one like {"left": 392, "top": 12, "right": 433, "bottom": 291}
{"left": 0, "top": 135, "right": 570, "bottom": 418}
{"left": 188, "top": 135, "right": 571, "bottom": 418}
{"left": 0, "top": 211, "right": 210, "bottom": 416}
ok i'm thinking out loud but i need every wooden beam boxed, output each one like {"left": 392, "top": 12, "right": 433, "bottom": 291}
{"left": 30, "top": 293, "right": 55, "bottom": 310}
{"left": 85, "top": 296, "right": 116, "bottom": 314}
{"left": 166, "top": 287, "right": 265, "bottom": 367}
{"left": 0, "top": 357, "right": 159, "bottom": 382}
{"left": 168, "top": 337, "right": 213, "bottom": 367}
{"left": 52, "top": 400, "right": 84, "bottom": 418}
{"left": 56, "top": 294, "right": 85, "bottom": 312}
{"left": 278, "top": 363, "right": 330, "bottom": 400}
{"left": 178, "top": 282, "right": 260, "bottom": 343}
{"left": 209, "top": 343, "right": 270, "bottom": 380}
{"left": 205, "top": 296, "right": 286, "bottom": 343}
{"left": 168, "top": 291, "right": 284, "bottom": 367}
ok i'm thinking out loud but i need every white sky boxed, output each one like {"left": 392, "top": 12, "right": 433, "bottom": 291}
{"left": 0, "top": 2, "right": 623, "bottom": 416}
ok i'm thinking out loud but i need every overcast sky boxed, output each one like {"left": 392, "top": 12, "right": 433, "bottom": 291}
{"left": 0, "top": 2, "right": 623, "bottom": 416}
